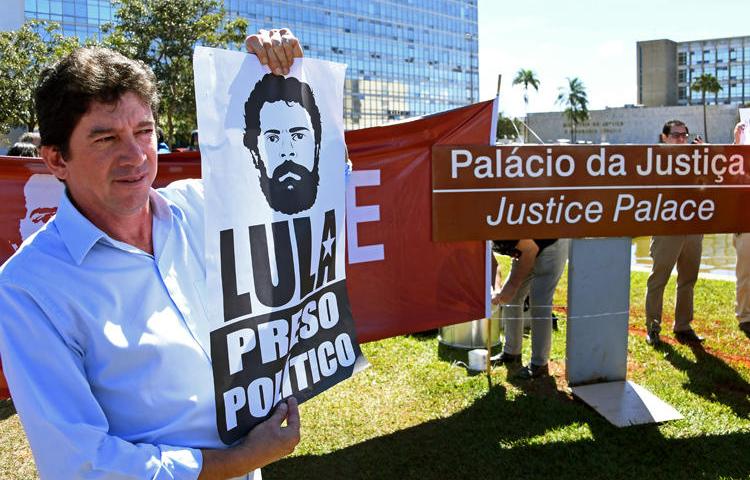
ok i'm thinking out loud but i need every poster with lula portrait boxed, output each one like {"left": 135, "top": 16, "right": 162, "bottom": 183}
{"left": 194, "top": 46, "right": 366, "bottom": 444}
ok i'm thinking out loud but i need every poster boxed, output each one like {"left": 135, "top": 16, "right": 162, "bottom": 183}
{"left": 194, "top": 47, "right": 366, "bottom": 443}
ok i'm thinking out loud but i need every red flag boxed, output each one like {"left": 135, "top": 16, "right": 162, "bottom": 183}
{"left": 345, "top": 100, "right": 494, "bottom": 342}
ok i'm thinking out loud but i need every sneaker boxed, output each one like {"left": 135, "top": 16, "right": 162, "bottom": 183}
{"left": 740, "top": 322, "right": 750, "bottom": 339}
{"left": 514, "top": 362, "right": 549, "bottom": 379}
{"left": 646, "top": 329, "right": 660, "bottom": 346}
{"left": 490, "top": 352, "right": 522, "bottom": 366}
{"left": 674, "top": 329, "right": 705, "bottom": 344}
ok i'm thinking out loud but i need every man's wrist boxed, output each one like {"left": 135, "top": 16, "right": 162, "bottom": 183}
{"left": 199, "top": 447, "right": 248, "bottom": 480}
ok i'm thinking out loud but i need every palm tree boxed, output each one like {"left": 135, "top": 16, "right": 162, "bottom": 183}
{"left": 556, "top": 77, "right": 589, "bottom": 142}
{"left": 690, "top": 73, "right": 722, "bottom": 142}
{"left": 512, "top": 69, "right": 539, "bottom": 142}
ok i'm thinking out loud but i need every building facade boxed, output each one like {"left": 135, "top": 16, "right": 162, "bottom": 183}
{"left": 527, "top": 104, "right": 738, "bottom": 145}
{"left": 21, "top": 0, "right": 479, "bottom": 130}
{"left": 638, "top": 36, "right": 750, "bottom": 108}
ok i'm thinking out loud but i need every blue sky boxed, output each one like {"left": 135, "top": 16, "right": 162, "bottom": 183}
{"left": 478, "top": 0, "right": 749, "bottom": 117}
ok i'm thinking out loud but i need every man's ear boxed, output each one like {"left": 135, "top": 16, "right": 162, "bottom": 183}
{"left": 660, "top": 133, "right": 667, "bottom": 143}
{"left": 40, "top": 146, "right": 68, "bottom": 182}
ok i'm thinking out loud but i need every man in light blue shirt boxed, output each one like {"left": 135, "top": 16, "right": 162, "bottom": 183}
{"left": 0, "top": 29, "right": 303, "bottom": 479}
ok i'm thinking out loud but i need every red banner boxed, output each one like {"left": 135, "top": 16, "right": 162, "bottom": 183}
{"left": 345, "top": 101, "right": 493, "bottom": 342}
{"left": 0, "top": 101, "right": 494, "bottom": 398}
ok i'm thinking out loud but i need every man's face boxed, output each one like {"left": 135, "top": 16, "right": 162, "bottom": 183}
{"left": 253, "top": 100, "right": 318, "bottom": 214}
{"left": 663, "top": 124, "right": 689, "bottom": 144}
{"left": 50, "top": 92, "right": 158, "bottom": 225}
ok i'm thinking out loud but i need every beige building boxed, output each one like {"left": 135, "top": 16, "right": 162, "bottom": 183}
{"left": 527, "top": 104, "right": 738, "bottom": 144}
{"left": 637, "top": 39, "right": 678, "bottom": 107}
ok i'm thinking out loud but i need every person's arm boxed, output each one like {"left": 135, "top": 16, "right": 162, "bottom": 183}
{"left": 0, "top": 282, "right": 203, "bottom": 479}
{"left": 491, "top": 239, "right": 539, "bottom": 305}
{"left": 198, "top": 399, "right": 300, "bottom": 479}
{"left": 1, "top": 279, "right": 301, "bottom": 480}
{"left": 734, "top": 122, "right": 746, "bottom": 145}
{"left": 245, "top": 28, "right": 303, "bottom": 75}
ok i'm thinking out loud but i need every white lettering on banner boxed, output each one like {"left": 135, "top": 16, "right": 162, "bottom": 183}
{"left": 485, "top": 194, "right": 716, "bottom": 226}
{"left": 487, "top": 195, "right": 604, "bottom": 226}
{"left": 613, "top": 194, "right": 715, "bottom": 222}
{"left": 224, "top": 293, "right": 342, "bottom": 375}
{"left": 451, "top": 149, "right": 473, "bottom": 178}
{"left": 346, "top": 169, "right": 385, "bottom": 264}
{"left": 222, "top": 333, "right": 357, "bottom": 430}
{"left": 223, "top": 387, "right": 246, "bottom": 430}
{"left": 585, "top": 148, "right": 627, "bottom": 177}
{"left": 449, "top": 147, "right": 746, "bottom": 184}
{"left": 637, "top": 148, "right": 745, "bottom": 183}
{"left": 226, "top": 328, "right": 257, "bottom": 375}
{"left": 450, "top": 148, "right": 576, "bottom": 179}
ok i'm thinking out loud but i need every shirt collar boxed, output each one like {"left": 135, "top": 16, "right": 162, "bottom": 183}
{"left": 55, "top": 188, "right": 172, "bottom": 265}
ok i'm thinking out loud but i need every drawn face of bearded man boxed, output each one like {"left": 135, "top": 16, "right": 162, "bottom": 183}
{"left": 244, "top": 74, "right": 321, "bottom": 214}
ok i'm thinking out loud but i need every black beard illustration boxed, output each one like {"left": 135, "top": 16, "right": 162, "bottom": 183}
{"left": 257, "top": 158, "right": 319, "bottom": 214}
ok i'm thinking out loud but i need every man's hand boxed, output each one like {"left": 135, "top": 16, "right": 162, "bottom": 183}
{"left": 246, "top": 28, "right": 303, "bottom": 76}
{"left": 491, "top": 288, "right": 514, "bottom": 306}
{"left": 735, "top": 122, "right": 747, "bottom": 145}
{"left": 237, "top": 397, "right": 300, "bottom": 467}
{"left": 199, "top": 398, "right": 301, "bottom": 479}
{"left": 490, "top": 239, "right": 539, "bottom": 306}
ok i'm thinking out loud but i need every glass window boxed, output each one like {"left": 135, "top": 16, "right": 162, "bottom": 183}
{"left": 22, "top": 0, "right": 479, "bottom": 129}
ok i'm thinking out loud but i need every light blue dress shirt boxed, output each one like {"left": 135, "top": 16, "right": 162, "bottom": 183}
{"left": 0, "top": 180, "right": 255, "bottom": 479}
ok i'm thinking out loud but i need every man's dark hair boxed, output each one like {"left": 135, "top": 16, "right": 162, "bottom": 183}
{"left": 35, "top": 47, "right": 159, "bottom": 157}
{"left": 660, "top": 119, "right": 689, "bottom": 143}
{"left": 243, "top": 74, "right": 322, "bottom": 157}
{"left": 7, "top": 142, "right": 39, "bottom": 158}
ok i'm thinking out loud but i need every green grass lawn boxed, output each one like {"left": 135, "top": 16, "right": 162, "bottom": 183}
{"left": 2, "top": 267, "right": 750, "bottom": 479}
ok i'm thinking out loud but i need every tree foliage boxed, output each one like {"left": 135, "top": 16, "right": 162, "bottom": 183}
{"left": 496, "top": 115, "right": 523, "bottom": 142}
{"left": 0, "top": 20, "right": 78, "bottom": 136}
{"left": 102, "top": 0, "right": 248, "bottom": 145}
{"left": 690, "top": 73, "right": 722, "bottom": 142}
{"left": 512, "top": 68, "right": 540, "bottom": 107}
{"left": 556, "top": 77, "right": 589, "bottom": 142}
{"left": 512, "top": 68, "right": 539, "bottom": 142}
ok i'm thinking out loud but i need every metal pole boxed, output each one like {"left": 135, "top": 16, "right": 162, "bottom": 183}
{"left": 486, "top": 308, "right": 492, "bottom": 381}
{"left": 486, "top": 75, "right": 502, "bottom": 382}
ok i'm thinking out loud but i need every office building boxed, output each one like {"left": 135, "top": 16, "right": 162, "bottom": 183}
{"left": 20, "top": 0, "right": 479, "bottom": 129}
{"left": 638, "top": 36, "right": 750, "bottom": 108}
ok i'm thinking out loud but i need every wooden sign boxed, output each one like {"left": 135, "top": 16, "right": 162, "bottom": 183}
{"left": 432, "top": 144, "right": 750, "bottom": 241}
